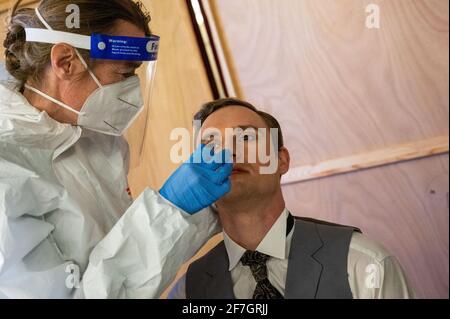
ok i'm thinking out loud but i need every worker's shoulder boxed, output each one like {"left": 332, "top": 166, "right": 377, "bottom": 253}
{"left": 349, "top": 232, "right": 392, "bottom": 264}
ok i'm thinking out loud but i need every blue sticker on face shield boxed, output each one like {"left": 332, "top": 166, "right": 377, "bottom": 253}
{"left": 90, "top": 34, "right": 159, "bottom": 61}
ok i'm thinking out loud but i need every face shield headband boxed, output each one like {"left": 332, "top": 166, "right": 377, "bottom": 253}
{"left": 25, "top": 8, "right": 160, "bottom": 62}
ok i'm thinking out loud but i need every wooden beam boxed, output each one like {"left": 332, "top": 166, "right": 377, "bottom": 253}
{"left": 202, "top": 0, "right": 238, "bottom": 98}
{"left": 281, "top": 135, "right": 449, "bottom": 185}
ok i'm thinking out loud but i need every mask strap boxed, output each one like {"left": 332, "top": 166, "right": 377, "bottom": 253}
{"left": 35, "top": 6, "right": 53, "bottom": 30}
{"left": 73, "top": 49, "right": 103, "bottom": 88}
{"left": 24, "top": 84, "right": 86, "bottom": 116}
{"left": 34, "top": 7, "right": 103, "bottom": 89}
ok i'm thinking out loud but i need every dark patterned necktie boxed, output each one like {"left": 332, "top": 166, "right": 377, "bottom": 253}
{"left": 240, "top": 250, "right": 284, "bottom": 299}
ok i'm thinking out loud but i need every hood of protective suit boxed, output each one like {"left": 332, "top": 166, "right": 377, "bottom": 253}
{"left": 0, "top": 80, "right": 81, "bottom": 158}
{"left": 0, "top": 79, "right": 129, "bottom": 280}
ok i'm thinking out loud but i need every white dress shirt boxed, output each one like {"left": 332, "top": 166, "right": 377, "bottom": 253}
{"left": 169, "top": 209, "right": 414, "bottom": 299}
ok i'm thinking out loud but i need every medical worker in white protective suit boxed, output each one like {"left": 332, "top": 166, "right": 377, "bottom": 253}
{"left": 0, "top": 0, "right": 232, "bottom": 298}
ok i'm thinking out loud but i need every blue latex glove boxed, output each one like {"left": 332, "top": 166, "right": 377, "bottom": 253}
{"left": 160, "top": 144, "right": 233, "bottom": 214}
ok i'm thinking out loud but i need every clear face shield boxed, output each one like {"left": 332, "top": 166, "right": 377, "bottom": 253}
{"left": 125, "top": 54, "right": 158, "bottom": 169}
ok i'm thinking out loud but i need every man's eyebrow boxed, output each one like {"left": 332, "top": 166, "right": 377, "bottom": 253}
{"left": 198, "top": 125, "right": 263, "bottom": 144}
{"left": 200, "top": 130, "right": 220, "bottom": 142}
{"left": 234, "top": 125, "right": 259, "bottom": 131}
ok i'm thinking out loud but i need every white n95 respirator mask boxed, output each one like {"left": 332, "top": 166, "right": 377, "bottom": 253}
{"left": 25, "top": 72, "right": 144, "bottom": 136}
{"left": 77, "top": 75, "right": 144, "bottom": 135}
{"left": 23, "top": 7, "right": 159, "bottom": 136}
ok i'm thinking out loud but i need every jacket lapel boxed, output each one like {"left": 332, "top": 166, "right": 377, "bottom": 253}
{"left": 285, "top": 219, "right": 324, "bottom": 299}
{"left": 203, "top": 242, "right": 236, "bottom": 299}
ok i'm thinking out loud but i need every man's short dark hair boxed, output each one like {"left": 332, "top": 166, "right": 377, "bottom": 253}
{"left": 193, "top": 98, "right": 284, "bottom": 148}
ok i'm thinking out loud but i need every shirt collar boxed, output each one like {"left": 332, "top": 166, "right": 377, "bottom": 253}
{"left": 223, "top": 208, "right": 291, "bottom": 271}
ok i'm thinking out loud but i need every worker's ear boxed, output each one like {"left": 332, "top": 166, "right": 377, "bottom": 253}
{"left": 278, "top": 146, "right": 290, "bottom": 176}
{"left": 50, "top": 44, "right": 85, "bottom": 81}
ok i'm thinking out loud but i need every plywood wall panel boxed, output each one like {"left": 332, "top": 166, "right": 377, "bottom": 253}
{"left": 213, "top": 0, "right": 449, "bottom": 166}
{"left": 211, "top": 0, "right": 449, "bottom": 298}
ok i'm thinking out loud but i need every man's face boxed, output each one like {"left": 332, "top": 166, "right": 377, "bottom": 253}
{"left": 200, "top": 106, "right": 290, "bottom": 205}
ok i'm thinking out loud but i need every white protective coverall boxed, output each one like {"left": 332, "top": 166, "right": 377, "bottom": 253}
{"left": 0, "top": 78, "right": 219, "bottom": 299}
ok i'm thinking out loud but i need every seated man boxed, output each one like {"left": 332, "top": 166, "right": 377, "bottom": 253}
{"left": 169, "top": 98, "right": 414, "bottom": 299}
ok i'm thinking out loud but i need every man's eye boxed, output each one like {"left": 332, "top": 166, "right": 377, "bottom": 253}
{"left": 238, "top": 134, "right": 256, "bottom": 142}
{"left": 208, "top": 141, "right": 221, "bottom": 149}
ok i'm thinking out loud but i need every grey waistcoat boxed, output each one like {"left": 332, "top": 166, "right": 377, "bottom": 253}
{"left": 186, "top": 217, "right": 361, "bottom": 299}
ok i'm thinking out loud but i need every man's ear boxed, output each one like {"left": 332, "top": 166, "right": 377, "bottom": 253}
{"left": 50, "top": 44, "right": 84, "bottom": 81}
{"left": 278, "top": 146, "right": 290, "bottom": 176}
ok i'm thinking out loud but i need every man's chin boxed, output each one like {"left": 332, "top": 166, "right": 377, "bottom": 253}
{"left": 219, "top": 180, "right": 249, "bottom": 203}
{"left": 229, "top": 177, "right": 246, "bottom": 191}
